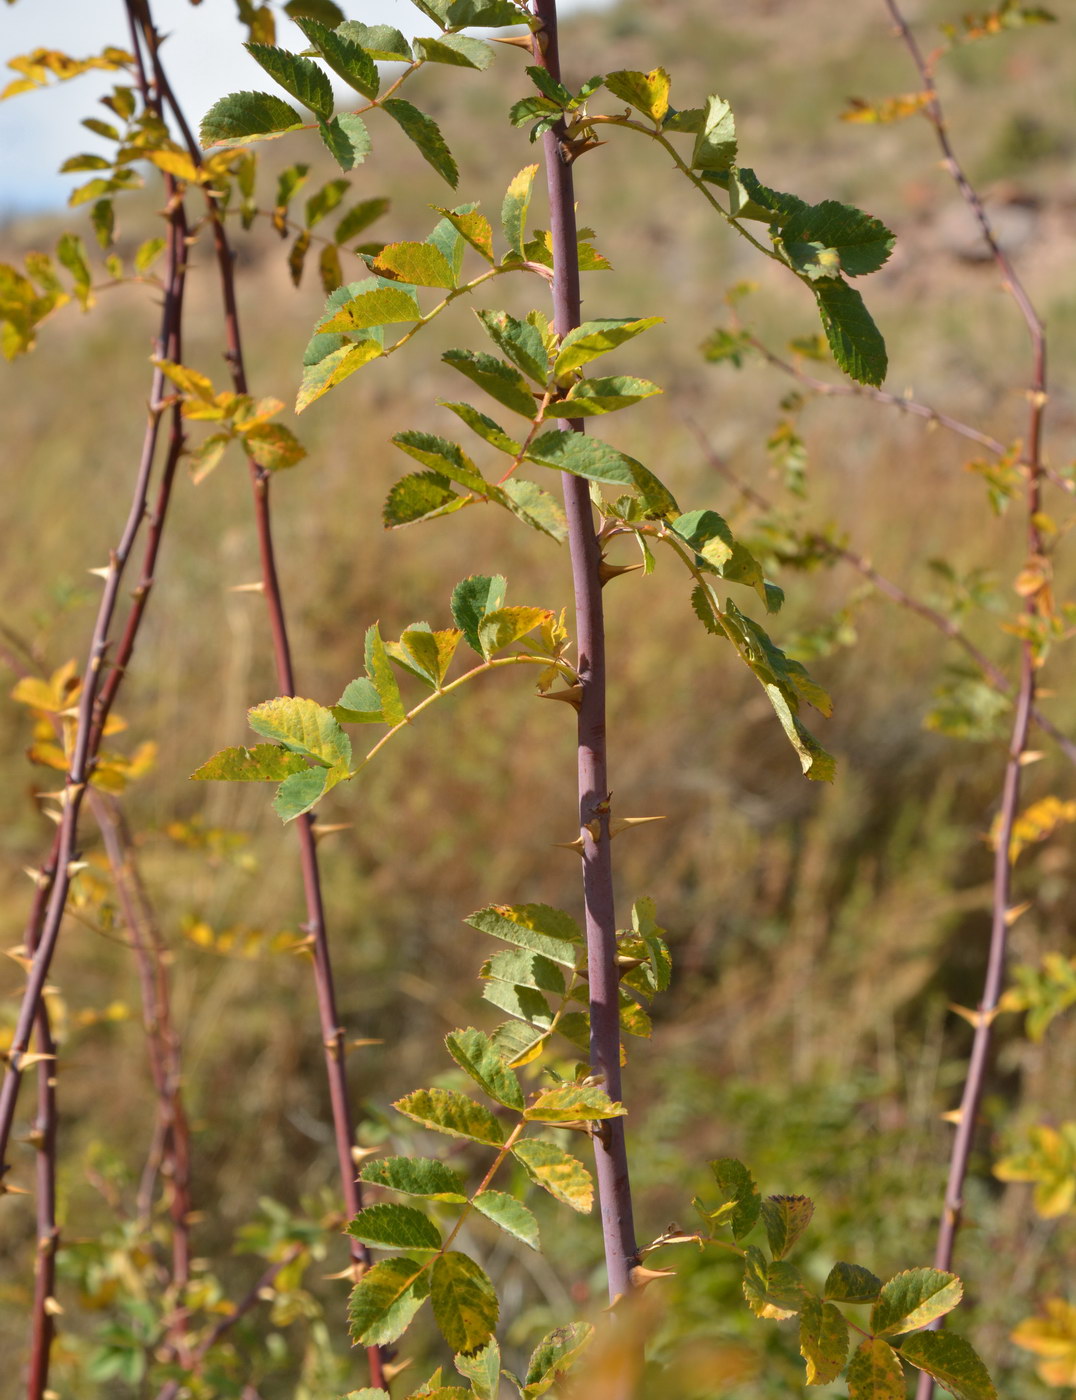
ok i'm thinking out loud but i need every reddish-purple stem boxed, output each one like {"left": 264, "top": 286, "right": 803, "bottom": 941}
{"left": 24, "top": 833, "right": 61, "bottom": 1400}
{"left": 531, "top": 0, "right": 638, "bottom": 1306}
{"left": 877, "top": 6, "right": 1047, "bottom": 1396}
{"left": 92, "top": 797, "right": 193, "bottom": 1337}
{"left": 129, "top": 6, "right": 382, "bottom": 1385}
{"left": 0, "top": 178, "right": 188, "bottom": 1217}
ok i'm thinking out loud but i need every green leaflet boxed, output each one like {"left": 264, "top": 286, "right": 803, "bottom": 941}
{"left": 443, "top": 349, "right": 537, "bottom": 417}
{"left": 691, "top": 93, "right": 737, "bottom": 172}
{"left": 190, "top": 744, "right": 307, "bottom": 782}
{"left": 477, "top": 605, "right": 550, "bottom": 658}
{"left": 451, "top": 575, "right": 507, "bottom": 654}
{"left": 295, "top": 339, "right": 382, "bottom": 413}
{"left": 446, "top": 0, "right": 526, "bottom": 24}
{"left": 557, "top": 375, "right": 662, "bottom": 416}
{"left": 502, "top": 478, "right": 568, "bottom": 542}
{"left": 824, "top": 1262, "right": 882, "bottom": 1304}
{"left": 335, "top": 197, "right": 390, "bottom": 246}
{"left": 440, "top": 401, "right": 521, "bottom": 454}
{"left": 432, "top": 208, "right": 495, "bottom": 264}
{"left": 813, "top": 277, "right": 888, "bottom": 386}
{"left": 392, "top": 432, "right": 486, "bottom": 492}
{"left": 898, "top": 1332, "right": 997, "bottom": 1400}
{"left": 604, "top": 67, "right": 671, "bottom": 123}
{"left": 245, "top": 43, "right": 333, "bottom": 120}
{"left": 761, "top": 1194, "right": 814, "bottom": 1260}
{"left": 524, "top": 1323, "right": 594, "bottom": 1398}
{"left": 318, "top": 113, "right": 371, "bottom": 172}
{"left": 742, "top": 1245, "right": 807, "bottom": 1319}
{"left": 273, "top": 767, "right": 333, "bottom": 822}
{"left": 523, "top": 1085, "right": 626, "bottom": 1123}
{"left": 396, "top": 627, "right": 461, "bottom": 689}
{"left": 445, "top": 1027, "right": 525, "bottom": 1110}
{"left": 845, "top": 1337, "right": 905, "bottom": 1400}
{"left": 365, "top": 624, "right": 406, "bottom": 726}
{"left": 393, "top": 1088, "right": 505, "bottom": 1146}
{"left": 702, "top": 595, "right": 835, "bottom": 781}
{"left": 466, "top": 903, "right": 582, "bottom": 964}
{"left": 305, "top": 179, "right": 350, "bottom": 229}
{"left": 799, "top": 1295, "right": 850, "bottom": 1386}
{"left": 670, "top": 508, "right": 766, "bottom": 602}
{"left": 482, "top": 979, "right": 554, "bottom": 1030}
{"left": 472, "top": 1191, "right": 540, "bottom": 1250}
{"left": 501, "top": 164, "right": 539, "bottom": 260}
{"left": 870, "top": 1269, "right": 963, "bottom": 1337}
{"left": 705, "top": 1157, "right": 762, "bottom": 1240}
{"left": 199, "top": 90, "right": 305, "bottom": 148}
{"left": 780, "top": 200, "right": 895, "bottom": 279}
{"left": 553, "top": 316, "right": 664, "bottom": 377}
{"left": 430, "top": 1252, "right": 499, "bottom": 1355}
{"left": 525, "top": 429, "right": 678, "bottom": 517}
{"left": 382, "top": 98, "right": 458, "bottom": 188}
{"left": 490, "top": 1019, "right": 548, "bottom": 1067}
{"left": 428, "top": 203, "right": 477, "bottom": 282}
{"left": 512, "top": 1139, "right": 593, "bottom": 1213}
{"left": 376, "top": 240, "right": 457, "bottom": 290}
{"left": 415, "top": 34, "right": 493, "bottom": 70}
{"left": 347, "top": 1203, "right": 442, "bottom": 1252}
{"left": 317, "top": 285, "right": 421, "bottom": 333}
{"left": 348, "top": 1257, "right": 429, "bottom": 1346}
{"left": 360, "top": 1155, "right": 467, "bottom": 1203}
{"left": 295, "top": 18, "right": 378, "bottom": 97}
{"left": 735, "top": 168, "right": 808, "bottom": 225}
{"left": 248, "top": 696, "right": 350, "bottom": 770}
{"left": 383, "top": 471, "right": 468, "bottom": 528}
{"left": 476, "top": 309, "right": 550, "bottom": 383}
{"left": 454, "top": 1339, "right": 501, "bottom": 1400}
{"left": 483, "top": 948, "right": 566, "bottom": 995}
{"left": 335, "top": 22, "right": 411, "bottom": 61}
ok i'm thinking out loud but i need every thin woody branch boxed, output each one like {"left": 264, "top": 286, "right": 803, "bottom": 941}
{"left": 688, "top": 424, "right": 1076, "bottom": 765}
{"left": 128, "top": 4, "right": 383, "bottom": 1385}
{"left": 877, "top": 7, "right": 1048, "bottom": 1398}
{"left": 531, "top": 0, "right": 639, "bottom": 1311}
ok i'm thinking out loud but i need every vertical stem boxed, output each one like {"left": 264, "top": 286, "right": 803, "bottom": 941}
{"left": 129, "top": 6, "right": 383, "bottom": 1385}
{"left": 0, "top": 174, "right": 188, "bottom": 1200}
{"left": 531, "top": 0, "right": 638, "bottom": 1305}
{"left": 92, "top": 797, "right": 193, "bottom": 1341}
{"left": 25, "top": 834, "right": 61, "bottom": 1400}
{"left": 878, "top": 7, "right": 1049, "bottom": 1397}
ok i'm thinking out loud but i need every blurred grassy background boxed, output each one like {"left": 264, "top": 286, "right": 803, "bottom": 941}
{"left": 2, "top": 0, "right": 1075, "bottom": 1393}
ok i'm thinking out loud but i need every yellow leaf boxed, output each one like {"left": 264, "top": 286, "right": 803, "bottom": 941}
{"left": 148, "top": 149, "right": 202, "bottom": 183}
{"left": 1012, "top": 1299, "right": 1076, "bottom": 1387}
{"left": 153, "top": 358, "right": 216, "bottom": 402}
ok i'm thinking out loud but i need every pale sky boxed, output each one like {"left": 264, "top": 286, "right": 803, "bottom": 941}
{"left": 0, "top": 0, "right": 608, "bottom": 215}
